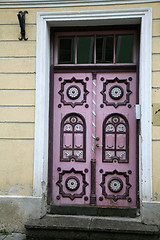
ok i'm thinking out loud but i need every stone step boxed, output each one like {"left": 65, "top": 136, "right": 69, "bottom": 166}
{"left": 25, "top": 214, "right": 159, "bottom": 240}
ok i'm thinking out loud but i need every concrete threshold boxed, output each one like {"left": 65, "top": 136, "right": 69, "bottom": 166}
{"left": 25, "top": 214, "right": 159, "bottom": 240}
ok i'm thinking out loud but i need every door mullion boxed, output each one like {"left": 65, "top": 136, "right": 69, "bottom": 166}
{"left": 90, "top": 72, "right": 97, "bottom": 205}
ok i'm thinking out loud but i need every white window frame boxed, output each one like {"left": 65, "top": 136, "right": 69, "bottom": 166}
{"left": 33, "top": 8, "right": 152, "bottom": 209}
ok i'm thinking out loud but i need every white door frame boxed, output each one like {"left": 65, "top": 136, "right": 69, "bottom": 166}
{"left": 33, "top": 8, "right": 152, "bottom": 213}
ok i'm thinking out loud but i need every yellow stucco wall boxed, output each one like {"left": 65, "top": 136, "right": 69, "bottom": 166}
{"left": 0, "top": 2, "right": 160, "bottom": 199}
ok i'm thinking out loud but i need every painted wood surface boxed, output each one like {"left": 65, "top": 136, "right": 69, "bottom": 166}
{"left": 52, "top": 72, "right": 137, "bottom": 207}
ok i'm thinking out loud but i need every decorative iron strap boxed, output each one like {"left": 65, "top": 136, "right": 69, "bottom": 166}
{"left": 91, "top": 73, "right": 97, "bottom": 159}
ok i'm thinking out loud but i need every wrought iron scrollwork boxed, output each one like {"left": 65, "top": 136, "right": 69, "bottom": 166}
{"left": 17, "top": 11, "right": 28, "bottom": 41}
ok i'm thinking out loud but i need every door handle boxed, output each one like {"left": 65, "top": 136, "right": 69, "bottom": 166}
{"left": 96, "top": 144, "right": 103, "bottom": 147}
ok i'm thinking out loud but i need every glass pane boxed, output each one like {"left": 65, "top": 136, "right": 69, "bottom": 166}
{"left": 58, "top": 36, "right": 75, "bottom": 64}
{"left": 96, "top": 35, "right": 113, "bottom": 63}
{"left": 115, "top": 34, "right": 134, "bottom": 63}
{"left": 77, "top": 36, "right": 94, "bottom": 64}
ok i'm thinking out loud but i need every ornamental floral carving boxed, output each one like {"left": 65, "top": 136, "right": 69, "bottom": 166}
{"left": 58, "top": 77, "right": 89, "bottom": 108}
{"left": 101, "top": 77, "right": 132, "bottom": 108}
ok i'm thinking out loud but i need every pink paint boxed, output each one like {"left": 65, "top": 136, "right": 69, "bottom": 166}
{"left": 52, "top": 71, "right": 137, "bottom": 208}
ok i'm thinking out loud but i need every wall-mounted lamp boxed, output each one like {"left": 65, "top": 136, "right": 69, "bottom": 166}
{"left": 17, "top": 11, "right": 28, "bottom": 41}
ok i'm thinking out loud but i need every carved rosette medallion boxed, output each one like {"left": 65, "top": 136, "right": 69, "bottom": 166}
{"left": 56, "top": 168, "right": 88, "bottom": 200}
{"left": 65, "top": 176, "right": 80, "bottom": 191}
{"left": 67, "top": 85, "right": 81, "bottom": 100}
{"left": 101, "top": 77, "right": 132, "bottom": 108}
{"left": 100, "top": 169, "right": 132, "bottom": 202}
{"left": 108, "top": 177, "right": 123, "bottom": 193}
{"left": 109, "top": 85, "right": 124, "bottom": 100}
{"left": 58, "top": 77, "right": 89, "bottom": 108}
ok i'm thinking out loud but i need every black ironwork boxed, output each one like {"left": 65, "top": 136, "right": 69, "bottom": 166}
{"left": 60, "top": 113, "right": 86, "bottom": 162}
{"left": 17, "top": 11, "right": 28, "bottom": 41}
{"left": 102, "top": 113, "right": 129, "bottom": 163}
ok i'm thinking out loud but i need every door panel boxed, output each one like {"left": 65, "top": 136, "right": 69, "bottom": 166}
{"left": 52, "top": 73, "right": 92, "bottom": 205}
{"left": 52, "top": 72, "right": 137, "bottom": 208}
{"left": 96, "top": 73, "right": 137, "bottom": 207}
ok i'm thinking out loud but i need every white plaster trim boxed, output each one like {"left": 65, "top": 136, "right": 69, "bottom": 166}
{"left": 0, "top": 0, "right": 159, "bottom": 8}
{"left": 139, "top": 9, "right": 152, "bottom": 202}
{"left": 34, "top": 8, "right": 152, "bottom": 208}
{"left": 0, "top": 196, "right": 42, "bottom": 200}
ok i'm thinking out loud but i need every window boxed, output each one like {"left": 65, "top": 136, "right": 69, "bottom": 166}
{"left": 77, "top": 36, "right": 94, "bottom": 64}
{"left": 96, "top": 35, "right": 114, "bottom": 63}
{"left": 58, "top": 36, "right": 75, "bottom": 64}
{"left": 115, "top": 35, "right": 134, "bottom": 63}
{"left": 55, "top": 31, "right": 135, "bottom": 65}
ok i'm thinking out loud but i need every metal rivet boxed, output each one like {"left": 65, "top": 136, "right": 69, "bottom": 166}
{"left": 59, "top": 77, "right": 62, "bottom": 81}
{"left": 84, "top": 168, "right": 88, "bottom": 173}
{"left": 127, "top": 198, "right": 132, "bottom": 202}
{"left": 99, "top": 169, "right": 103, "bottom": 173}
{"left": 57, "top": 167, "right": 61, "bottom": 172}
{"left": 128, "top": 104, "right": 132, "bottom": 108}
{"left": 85, "top": 104, "right": 89, "bottom": 108}
{"left": 85, "top": 77, "right": 89, "bottom": 81}
{"left": 56, "top": 195, "right": 61, "bottom": 200}
{"left": 99, "top": 196, "right": 103, "bottom": 201}
{"left": 101, "top": 77, "right": 104, "bottom": 81}
{"left": 84, "top": 196, "right": 88, "bottom": 201}
{"left": 58, "top": 104, "right": 62, "bottom": 108}
{"left": 100, "top": 104, "right": 104, "bottom": 108}
{"left": 128, "top": 170, "right": 132, "bottom": 174}
{"left": 128, "top": 77, "right": 132, "bottom": 81}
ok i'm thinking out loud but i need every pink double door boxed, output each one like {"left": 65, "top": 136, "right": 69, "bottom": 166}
{"left": 52, "top": 71, "right": 137, "bottom": 208}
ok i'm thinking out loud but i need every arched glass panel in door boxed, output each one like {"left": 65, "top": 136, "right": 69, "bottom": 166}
{"left": 102, "top": 113, "right": 129, "bottom": 163}
{"left": 60, "top": 113, "right": 86, "bottom": 162}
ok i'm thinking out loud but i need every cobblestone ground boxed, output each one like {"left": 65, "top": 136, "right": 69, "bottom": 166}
{"left": 0, "top": 233, "right": 26, "bottom": 240}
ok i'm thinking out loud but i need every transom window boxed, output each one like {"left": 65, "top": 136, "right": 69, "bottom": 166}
{"left": 54, "top": 30, "right": 136, "bottom": 65}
